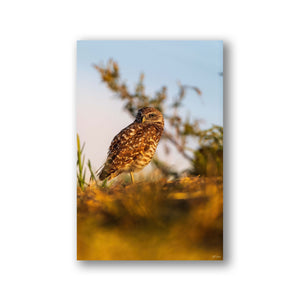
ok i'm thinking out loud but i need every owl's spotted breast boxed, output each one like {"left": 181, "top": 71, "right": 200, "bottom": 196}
{"left": 98, "top": 107, "right": 164, "bottom": 181}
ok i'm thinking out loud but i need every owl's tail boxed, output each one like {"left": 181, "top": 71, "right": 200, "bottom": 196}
{"left": 96, "top": 163, "right": 114, "bottom": 181}
{"left": 96, "top": 164, "right": 107, "bottom": 180}
{"left": 98, "top": 168, "right": 109, "bottom": 181}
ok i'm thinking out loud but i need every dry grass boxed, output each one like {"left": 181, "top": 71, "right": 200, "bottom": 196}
{"left": 77, "top": 176, "right": 223, "bottom": 260}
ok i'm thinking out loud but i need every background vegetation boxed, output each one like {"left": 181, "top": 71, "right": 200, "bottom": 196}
{"left": 77, "top": 60, "right": 223, "bottom": 260}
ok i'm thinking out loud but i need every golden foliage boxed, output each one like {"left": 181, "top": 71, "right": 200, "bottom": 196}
{"left": 77, "top": 177, "right": 223, "bottom": 260}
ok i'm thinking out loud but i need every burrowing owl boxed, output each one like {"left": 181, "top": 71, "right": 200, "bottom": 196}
{"left": 98, "top": 107, "right": 164, "bottom": 182}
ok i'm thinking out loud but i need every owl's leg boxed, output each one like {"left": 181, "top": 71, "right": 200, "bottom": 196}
{"left": 130, "top": 171, "right": 135, "bottom": 184}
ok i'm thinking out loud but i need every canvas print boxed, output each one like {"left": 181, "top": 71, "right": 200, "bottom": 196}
{"left": 77, "top": 40, "right": 223, "bottom": 260}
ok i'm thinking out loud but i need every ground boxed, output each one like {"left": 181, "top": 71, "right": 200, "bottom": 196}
{"left": 77, "top": 176, "right": 223, "bottom": 260}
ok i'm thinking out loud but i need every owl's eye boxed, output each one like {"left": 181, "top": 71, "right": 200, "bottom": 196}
{"left": 149, "top": 113, "right": 156, "bottom": 118}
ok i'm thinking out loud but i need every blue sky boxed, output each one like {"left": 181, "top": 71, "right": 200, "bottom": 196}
{"left": 77, "top": 40, "right": 223, "bottom": 175}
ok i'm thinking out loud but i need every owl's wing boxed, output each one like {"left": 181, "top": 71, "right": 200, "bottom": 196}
{"left": 98, "top": 123, "right": 145, "bottom": 180}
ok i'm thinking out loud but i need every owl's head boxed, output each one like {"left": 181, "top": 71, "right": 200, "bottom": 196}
{"left": 135, "top": 107, "right": 164, "bottom": 126}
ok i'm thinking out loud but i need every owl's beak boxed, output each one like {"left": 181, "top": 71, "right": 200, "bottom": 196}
{"left": 142, "top": 116, "right": 146, "bottom": 123}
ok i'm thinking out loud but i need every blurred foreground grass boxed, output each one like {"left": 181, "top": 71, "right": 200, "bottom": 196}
{"left": 77, "top": 176, "right": 223, "bottom": 260}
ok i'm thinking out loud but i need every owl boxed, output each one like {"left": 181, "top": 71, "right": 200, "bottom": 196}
{"left": 98, "top": 107, "right": 164, "bottom": 183}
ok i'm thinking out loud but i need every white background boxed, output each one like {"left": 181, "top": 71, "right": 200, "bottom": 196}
{"left": 1, "top": 1, "right": 300, "bottom": 299}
